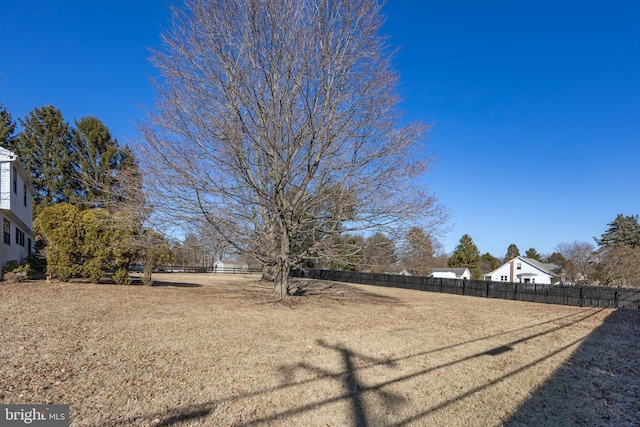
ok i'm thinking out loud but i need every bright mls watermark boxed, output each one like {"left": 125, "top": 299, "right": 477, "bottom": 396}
{"left": 1, "top": 405, "right": 68, "bottom": 426}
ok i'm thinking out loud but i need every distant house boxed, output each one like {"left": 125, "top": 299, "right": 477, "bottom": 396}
{"left": 0, "top": 147, "right": 35, "bottom": 268}
{"left": 213, "top": 260, "right": 249, "bottom": 273}
{"left": 482, "top": 256, "right": 559, "bottom": 285}
{"left": 429, "top": 268, "right": 472, "bottom": 280}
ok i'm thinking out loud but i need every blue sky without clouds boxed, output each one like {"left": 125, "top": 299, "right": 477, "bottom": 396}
{"left": 1, "top": 1, "right": 638, "bottom": 258}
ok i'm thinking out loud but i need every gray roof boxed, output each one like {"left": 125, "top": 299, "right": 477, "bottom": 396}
{"left": 522, "top": 257, "right": 560, "bottom": 275}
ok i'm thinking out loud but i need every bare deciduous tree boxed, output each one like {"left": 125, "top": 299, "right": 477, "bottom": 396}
{"left": 595, "top": 246, "right": 640, "bottom": 288}
{"left": 141, "top": 0, "right": 444, "bottom": 298}
{"left": 399, "top": 227, "right": 446, "bottom": 276}
{"left": 555, "top": 240, "right": 596, "bottom": 285}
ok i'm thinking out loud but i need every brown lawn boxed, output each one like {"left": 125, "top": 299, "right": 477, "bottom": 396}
{"left": 1, "top": 273, "right": 638, "bottom": 426}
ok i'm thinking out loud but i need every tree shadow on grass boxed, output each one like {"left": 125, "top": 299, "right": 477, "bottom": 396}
{"left": 284, "top": 278, "right": 405, "bottom": 307}
{"left": 504, "top": 309, "right": 640, "bottom": 426}
{"left": 149, "top": 281, "right": 202, "bottom": 288}
{"left": 90, "top": 308, "right": 638, "bottom": 426}
{"left": 95, "top": 403, "right": 215, "bottom": 427}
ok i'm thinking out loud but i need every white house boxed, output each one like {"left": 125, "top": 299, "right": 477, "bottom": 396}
{"left": 429, "top": 268, "right": 472, "bottom": 280}
{"left": 482, "top": 256, "right": 559, "bottom": 285}
{"left": 0, "top": 147, "right": 35, "bottom": 268}
{"left": 213, "top": 260, "right": 249, "bottom": 273}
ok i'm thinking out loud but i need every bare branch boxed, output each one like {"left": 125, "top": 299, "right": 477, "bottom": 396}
{"left": 140, "top": 0, "right": 446, "bottom": 297}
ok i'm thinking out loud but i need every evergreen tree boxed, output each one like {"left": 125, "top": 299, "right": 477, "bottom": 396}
{"left": 81, "top": 208, "right": 117, "bottom": 282}
{"left": 35, "top": 202, "right": 140, "bottom": 284}
{"left": 594, "top": 214, "right": 640, "bottom": 287}
{"left": 33, "top": 203, "right": 84, "bottom": 281}
{"left": 448, "top": 234, "right": 481, "bottom": 277}
{"left": 505, "top": 243, "right": 520, "bottom": 261}
{"left": 480, "top": 252, "right": 500, "bottom": 274}
{"left": 525, "top": 247, "right": 542, "bottom": 261}
{"left": 546, "top": 252, "right": 566, "bottom": 268}
{"left": 327, "top": 233, "right": 365, "bottom": 271}
{"left": 72, "top": 116, "right": 125, "bottom": 207}
{"left": 13, "top": 105, "right": 76, "bottom": 208}
{"left": 595, "top": 214, "right": 640, "bottom": 248}
{"left": 0, "top": 104, "right": 16, "bottom": 146}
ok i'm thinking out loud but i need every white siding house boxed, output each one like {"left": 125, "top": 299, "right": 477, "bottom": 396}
{"left": 0, "top": 147, "right": 35, "bottom": 268}
{"left": 482, "top": 256, "right": 558, "bottom": 285}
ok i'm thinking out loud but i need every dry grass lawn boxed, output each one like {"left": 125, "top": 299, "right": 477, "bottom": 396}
{"left": 1, "top": 273, "right": 639, "bottom": 426}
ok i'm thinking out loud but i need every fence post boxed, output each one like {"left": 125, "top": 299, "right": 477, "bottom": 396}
{"left": 514, "top": 283, "right": 518, "bottom": 300}
{"left": 579, "top": 286, "right": 584, "bottom": 307}
{"left": 614, "top": 290, "right": 619, "bottom": 308}
{"left": 486, "top": 281, "right": 489, "bottom": 297}
{"left": 440, "top": 278, "right": 443, "bottom": 293}
{"left": 462, "top": 279, "right": 466, "bottom": 296}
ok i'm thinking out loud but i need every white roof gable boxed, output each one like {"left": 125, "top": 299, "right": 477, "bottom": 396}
{"left": 484, "top": 256, "right": 554, "bottom": 278}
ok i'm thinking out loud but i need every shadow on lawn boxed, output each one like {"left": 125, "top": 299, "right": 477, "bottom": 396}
{"left": 149, "top": 281, "right": 202, "bottom": 288}
{"left": 287, "top": 279, "right": 405, "bottom": 307}
{"left": 92, "top": 308, "right": 638, "bottom": 426}
{"left": 504, "top": 309, "right": 640, "bottom": 426}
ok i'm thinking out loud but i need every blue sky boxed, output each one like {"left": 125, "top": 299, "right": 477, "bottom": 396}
{"left": 1, "top": 1, "right": 639, "bottom": 258}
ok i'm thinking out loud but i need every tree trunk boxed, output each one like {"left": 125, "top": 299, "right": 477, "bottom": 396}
{"left": 142, "top": 266, "right": 153, "bottom": 286}
{"left": 273, "top": 256, "right": 291, "bottom": 300}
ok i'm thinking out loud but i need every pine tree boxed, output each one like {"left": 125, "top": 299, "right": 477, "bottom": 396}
{"left": 505, "top": 243, "right": 520, "bottom": 261}
{"left": 0, "top": 104, "right": 16, "bottom": 146}
{"left": 594, "top": 214, "right": 640, "bottom": 287}
{"left": 480, "top": 252, "right": 500, "bottom": 274}
{"left": 72, "top": 116, "right": 122, "bottom": 207}
{"left": 13, "top": 105, "right": 76, "bottom": 208}
{"left": 595, "top": 214, "right": 640, "bottom": 248}
{"left": 448, "top": 234, "right": 480, "bottom": 277}
{"left": 525, "top": 247, "right": 542, "bottom": 261}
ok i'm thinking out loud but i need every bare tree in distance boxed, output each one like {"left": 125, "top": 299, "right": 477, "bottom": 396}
{"left": 140, "top": 0, "right": 446, "bottom": 299}
{"left": 399, "top": 227, "right": 447, "bottom": 276}
{"left": 555, "top": 241, "right": 596, "bottom": 285}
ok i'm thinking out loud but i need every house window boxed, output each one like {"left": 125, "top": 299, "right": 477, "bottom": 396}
{"left": 3, "top": 219, "right": 10, "bottom": 245}
{"left": 23, "top": 184, "right": 27, "bottom": 207}
{"left": 13, "top": 166, "right": 17, "bottom": 194}
{"left": 516, "top": 262, "right": 522, "bottom": 270}
{"left": 500, "top": 275, "right": 508, "bottom": 281}
{"left": 15, "top": 228, "right": 25, "bottom": 247}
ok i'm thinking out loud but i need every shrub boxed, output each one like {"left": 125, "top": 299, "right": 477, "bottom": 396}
{"left": 2, "top": 260, "right": 36, "bottom": 280}
{"left": 25, "top": 251, "right": 47, "bottom": 275}
{"left": 34, "top": 203, "right": 84, "bottom": 281}
{"left": 3, "top": 272, "right": 27, "bottom": 283}
{"left": 112, "top": 267, "right": 131, "bottom": 285}
{"left": 2, "top": 260, "right": 20, "bottom": 275}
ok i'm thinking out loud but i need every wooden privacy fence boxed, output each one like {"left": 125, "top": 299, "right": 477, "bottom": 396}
{"left": 291, "top": 269, "right": 640, "bottom": 309}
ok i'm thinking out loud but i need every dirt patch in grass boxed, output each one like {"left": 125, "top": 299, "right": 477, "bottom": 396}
{"left": 1, "top": 273, "right": 638, "bottom": 426}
